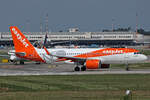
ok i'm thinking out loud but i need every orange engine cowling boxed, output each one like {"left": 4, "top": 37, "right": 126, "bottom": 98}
{"left": 86, "top": 59, "right": 101, "bottom": 69}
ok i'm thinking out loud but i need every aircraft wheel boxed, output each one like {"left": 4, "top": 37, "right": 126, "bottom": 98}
{"left": 126, "top": 67, "right": 129, "bottom": 71}
{"left": 20, "top": 61, "right": 24, "bottom": 65}
{"left": 81, "top": 66, "right": 86, "bottom": 71}
{"left": 36, "top": 62, "right": 41, "bottom": 64}
{"left": 74, "top": 66, "right": 80, "bottom": 71}
{"left": 13, "top": 61, "right": 17, "bottom": 65}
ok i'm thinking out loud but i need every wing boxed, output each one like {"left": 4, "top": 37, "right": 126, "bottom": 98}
{"left": 43, "top": 47, "right": 87, "bottom": 63}
{"left": 0, "top": 55, "right": 9, "bottom": 57}
{"left": 15, "top": 52, "right": 26, "bottom": 56}
{"left": 52, "top": 55, "right": 86, "bottom": 62}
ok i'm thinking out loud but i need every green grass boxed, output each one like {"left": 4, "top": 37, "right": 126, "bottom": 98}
{"left": 139, "top": 49, "right": 150, "bottom": 55}
{"left": 0, "top": 50, "right": 8, "bottom": 63}
{"left": 0, "top": 75, "right": 150, "bottom": 100}
{"left": 0, "top": 50, "right": 8, "bottom": 55}
{"left": 111, "top": 63, "right": 150, "bottom": 69}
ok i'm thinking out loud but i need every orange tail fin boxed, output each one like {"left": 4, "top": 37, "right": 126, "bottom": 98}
{"left": 10, "top": 26, "right": 34, "bottom": 52}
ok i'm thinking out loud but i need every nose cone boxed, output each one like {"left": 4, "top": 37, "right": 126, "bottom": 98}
{"left": 141, "top": 55, "right": 148, "bottom": 61}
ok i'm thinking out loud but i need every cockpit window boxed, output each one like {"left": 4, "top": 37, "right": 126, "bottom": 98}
{"left": 134, "top": 52, "right": 141, "bottom": 54}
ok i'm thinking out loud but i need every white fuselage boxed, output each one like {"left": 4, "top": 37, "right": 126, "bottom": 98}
{"left": 35, "top": 48, "right": 147, "bottom": 64}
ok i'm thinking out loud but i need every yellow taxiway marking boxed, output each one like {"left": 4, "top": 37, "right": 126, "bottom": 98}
{"left": 48, "top": 65, "right": 57, "bottom": 68}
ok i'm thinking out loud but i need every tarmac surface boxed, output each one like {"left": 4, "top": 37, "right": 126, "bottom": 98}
{"left": 0, "top": 62, "right": 150, "bottom": 76}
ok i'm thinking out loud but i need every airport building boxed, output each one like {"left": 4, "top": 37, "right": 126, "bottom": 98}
{"left": 0, "top": 31, "right": 140, "bottom": 46}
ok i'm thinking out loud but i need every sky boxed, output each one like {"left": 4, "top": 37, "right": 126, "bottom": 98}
{"left": 0, "top": 0, "right": 149, "bottom": 32}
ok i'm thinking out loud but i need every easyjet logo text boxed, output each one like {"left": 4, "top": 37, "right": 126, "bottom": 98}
{"left": 102, "top": 50, "right": 123, "bottom": 54}
{"left": 12, "top": 28, "right": 29, "bottom": 48}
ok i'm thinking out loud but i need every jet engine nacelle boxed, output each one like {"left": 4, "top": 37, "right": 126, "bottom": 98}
{"left": 86, "top": 59, "right": 101, "bottom": 69}
{"left": 10, "top": 55, "right": 21, "bottom": 62}
{"left": 85, "top": 60, "right": 110, "bottom": 69}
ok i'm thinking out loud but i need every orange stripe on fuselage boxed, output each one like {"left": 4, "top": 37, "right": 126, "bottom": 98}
{"left": 56, "top": 48, "right": 139, "bottom": 62}
{"left": 75, "top": 48, "right": 139, "bottom": 58}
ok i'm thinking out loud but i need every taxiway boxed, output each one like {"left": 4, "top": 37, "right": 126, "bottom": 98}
{"left": 0, "top": 63, "right": 150, "bottom": 76}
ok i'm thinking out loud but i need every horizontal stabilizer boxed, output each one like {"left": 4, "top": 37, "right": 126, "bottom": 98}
{"left": 15, "top": 52, "right": 26, "bottom": 56}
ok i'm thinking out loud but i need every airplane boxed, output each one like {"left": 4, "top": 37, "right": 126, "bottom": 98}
{"left": 9, "top": 26, "right": 148, "bottom": 71}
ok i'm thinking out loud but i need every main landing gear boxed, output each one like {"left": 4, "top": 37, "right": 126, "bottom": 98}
{"left": 81, "top": 66, "right": 86, "bottom": 71}
{"left": 35, "top": 62, "right": 41, "bottom": 64}
{"left": 125, "top": 63, "right": 129, "bottom": 71}
{"left": 13, "top": 61, "right": 17, "bottom": 65}
{"left": 12, "top": 60, "right": 24, "bottom": 65}
{"left": 74, "top": 66, "right": 86, "bottom": 71}
{"left": 74, "top": 66, "right": 80, "bottom": 71}
{"left": 20, "top": 61, "right": 24, "bottom": 65}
